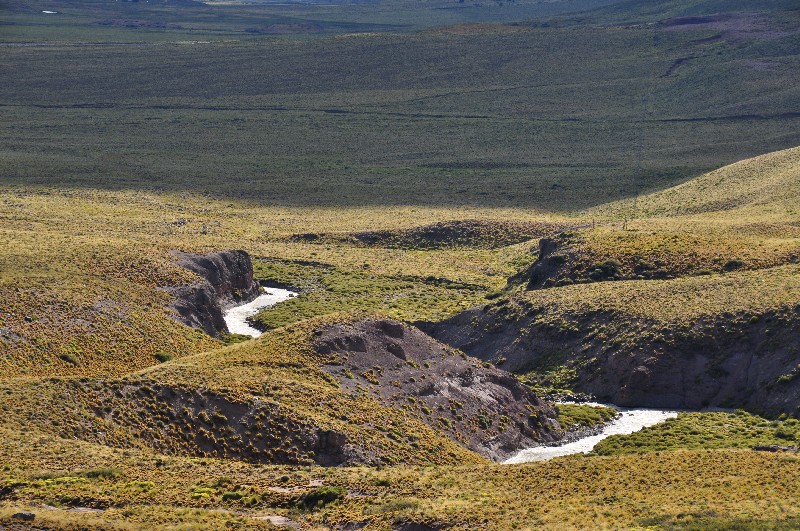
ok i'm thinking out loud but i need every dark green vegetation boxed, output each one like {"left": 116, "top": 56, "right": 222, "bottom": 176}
{"left": 556, "top": 403, "right": 618, "bottom": 431}
{"left": 0, "top": 0, "right": 632, "bottom": 43}
{"left": 2, "top": 0, "right": 799, "bottom": 210}
{"left": 284, "top": 220, "right": 569, "bottom": 250}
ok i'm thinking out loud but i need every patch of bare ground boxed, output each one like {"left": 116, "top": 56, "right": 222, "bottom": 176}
{"left": 315, "top": 318, "right": 560, "bottom": 461}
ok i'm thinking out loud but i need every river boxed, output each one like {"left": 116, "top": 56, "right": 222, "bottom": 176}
{"left": 504, "top": 403, "right": 678, "bottom": 463}
{"left": 222, "top": 293, "right": 677, "bottom": 458}
{"left": 222, "top": 287, "right": 297, "bottom": 337}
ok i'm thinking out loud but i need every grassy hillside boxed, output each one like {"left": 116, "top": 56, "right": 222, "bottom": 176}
{"left": 0, "top": 185, "right": 556, "bottom": 377}
{"left": 1, "top": 145, "right": 798, "bottom": 529}
{"left": 0, "top": 314, "right": 497, "bottom": 467}
{"left": 426, "top": 146, "right": 800, "bottom": 414}
{"left": 597, "top": 144, "right": 800, "bottom": 218}
{"left": 0, "top": 425, "right": 797, "bottom": 529}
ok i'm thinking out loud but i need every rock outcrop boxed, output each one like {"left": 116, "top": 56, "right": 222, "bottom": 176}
{"left": 166, "top": 250, "right": 260, "bottom": 336}
{"left": 509, "top": 237, "right": 566, "bottom": 290}
{"left": 314, "top": 318, "right": 561, "bottom": 461}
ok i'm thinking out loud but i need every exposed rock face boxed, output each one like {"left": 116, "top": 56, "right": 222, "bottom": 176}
{"left": 506, "top": 234, "right": 603, "bottom": 290}
{"left": 172, "top": 250, "right": 260, "bottom": 305}
{"left": 510, "top": 237, "right": 565, "bottom": 290}
{"left": 753, "top": 445, "right": 800, "bottom": 453}
{"left": 166, "top": 250, "right": 260, "bottom": 336}
{"left": 424, "top": 300, "right": 800, "bottom": 416}
{"left": 314, "top": 318, "right": 561, "bottom": 461}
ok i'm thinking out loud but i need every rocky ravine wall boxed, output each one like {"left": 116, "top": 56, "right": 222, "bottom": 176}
{"left": 424, "top": 300, "right": 800, "bottom": 417}
{"left": 165, "top": 250, "right": 261, "bottom": 336}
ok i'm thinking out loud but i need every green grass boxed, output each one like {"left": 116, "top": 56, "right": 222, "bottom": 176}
{"left": 556, "top": 403, "right": 618, "bottom": 431}
{"left": 252, "top": 258, "right": 489, "bottom": 330}
{"left": 595, "top": 411, "right": 800, "bottom": 455}
{"left": 1, "top": 11, "right": 798, "bottom": 211}
{"left": 0, "top": 1, "right": 799, "bottom": 528}
{"left": 0, "top": 0, "right": 636, "bottom": 44}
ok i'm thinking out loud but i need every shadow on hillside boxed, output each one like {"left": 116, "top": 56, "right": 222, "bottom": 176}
{"left": 2, "top": 4, "right": 798, "bottom": 210}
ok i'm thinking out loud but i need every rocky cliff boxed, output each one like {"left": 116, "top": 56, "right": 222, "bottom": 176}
{"left": 166, "top": 250, "right": 261, "bottom": 336}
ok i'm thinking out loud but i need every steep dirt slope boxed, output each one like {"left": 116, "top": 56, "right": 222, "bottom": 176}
{"left": 315, "top": 318, "right": 559, "bottom": 460}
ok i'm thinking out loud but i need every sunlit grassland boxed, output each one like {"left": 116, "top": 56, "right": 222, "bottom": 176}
{"left": 539, "top": 221, "right": 800, "bottom": 289}
{"left": 596, "top": 145, "right": 800, "bottom": 220}
{"left": 0, "top": 420, "right": 798, "bottom": 530}
{"left": 519, "top": 263, "right": 800, "bottom": 324}
{"left": 0, "top": 147, "right": 798, "bottom": 531}
{"left": 2, "top": 140, "right": 800, "bottom": 378}
{"left": 1, "top": 1, "right": 800, "bottom": 528}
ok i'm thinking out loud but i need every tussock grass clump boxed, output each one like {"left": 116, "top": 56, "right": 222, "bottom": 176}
{"left": 298, "top": 485, "right": 346, "bottom": 510}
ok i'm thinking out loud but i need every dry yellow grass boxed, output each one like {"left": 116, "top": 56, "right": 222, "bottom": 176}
{"left": 596, "top": 145, "right": 800, "bottom": 220}
{"left": 0, "top": 146, "right": 799, "bottom": 528}
{"left": 0, "top": 420, "right": 798, "bottom": 530}
{"left": 520, "top": 263, "right": 800, "bottom": 323}
{"left": 0, "top": 314, "right": 485, "bottom": 467}
{"left": 0, "top": 187, "right": 557, "bottom": 378}
{"left": 2, "top": 145, "right": 800, "bottom": 378}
